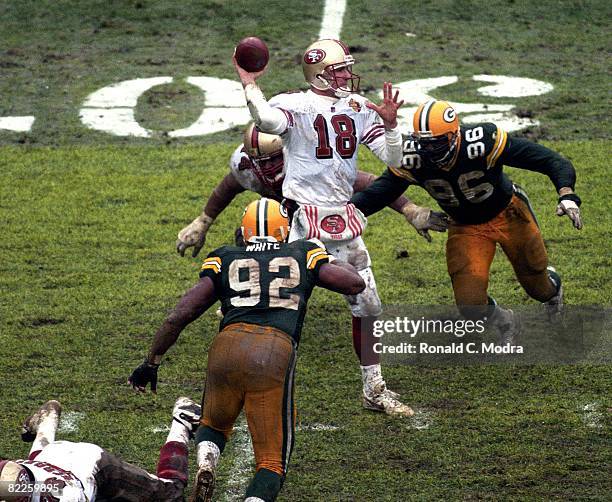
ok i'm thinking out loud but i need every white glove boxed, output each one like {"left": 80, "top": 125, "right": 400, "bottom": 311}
{"left": 401, "top": 203, "right": 449, "bottom": 242}
{"left": 556, "top": 199, "right": 583, "bottom": 230}
{"left": 176, "top": 213, "right": 214, "bottom": 257}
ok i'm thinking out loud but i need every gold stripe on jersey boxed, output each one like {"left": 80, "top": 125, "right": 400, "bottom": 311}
{"left": 389, "top": 166, "right": 418, "bottom": 183}
{"left": 306, "top": 249, "right": 329, "bottom": 269}
{"left": 201, "top": 257, "right": 221, "bottom": 274}
{"left": 486, "top": 127, "right": 508, "bottom": 168}
{"left": 308, "top": 253, "right": 329, "bottom": 270}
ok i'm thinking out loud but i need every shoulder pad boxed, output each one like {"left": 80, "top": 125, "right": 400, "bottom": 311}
{"left": 486, "top": 125, "right": 508, "bottom": 168}
{"left": 230, "top": 144, "right": 250, "bottom": 171}
{"left": 306, "top": 237, "right": 327, "bottom": 249}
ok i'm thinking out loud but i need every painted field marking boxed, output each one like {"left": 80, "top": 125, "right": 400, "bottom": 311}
{"left": 0, "top": 116, "right": 35, "bottom": 132}
{"left": 80, "top": 76, "right": 250, "bottom": 137}
{"left": 319, "top": 0, "right": 347, "bottom": 39}
{"left": 409, "top": 409, "right": 434, "bottom": 430}
{"left": 391, "top": 75, "right": 554, "bottom": 132}
{"left": 579, "top": 402, "right": 603, "bottom": 430}
{"left": 58, "top": 411, "right": 85, "bottom": 434}
{"left": 219, "top": 420, "right": 253, "bottom": 502}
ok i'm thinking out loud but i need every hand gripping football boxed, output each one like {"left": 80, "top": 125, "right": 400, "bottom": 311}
{"left": 235, "top": 36, "right": 269, "bottom": 72}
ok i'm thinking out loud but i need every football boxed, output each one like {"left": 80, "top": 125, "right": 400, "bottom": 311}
{"left": 235, "top": 36, "right": 269, "bottom": 72}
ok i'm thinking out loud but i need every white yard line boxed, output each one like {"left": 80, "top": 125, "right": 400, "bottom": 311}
{"left": 219, "top": 420, "right": 253, "bottom": 502}
{"left": 0, "top": 116, "right": 35, "bottom": 132}
{"left": 58, "top": 411, "right": 85, "bottom": 434}
{"left": 151, "top": 425, "right": 171, "bottom": 434}
{"left": 319, "top": 0, "right": 347, "bottom": 39}
{"left": 580, "top": 402, "right": 603, "bottom": 430}
{"left": 297, "top": 423, "right": 340, "bottom": 431}
{"left": 409, "top": 409, "right": 434, "bottom": 430}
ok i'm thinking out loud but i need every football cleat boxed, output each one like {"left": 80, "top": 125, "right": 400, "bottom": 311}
{"left": 412, "top": 100, "right": 461, "bottom": 170}
{"left": 490, "top": 306, "right": 521, "bottom": 345}
{"left": 362, "top": 383, "right": 414, "bottom": 417}
{"left": 543, "top": 266, "right": 564, "bottom": 322}
{"left": 190, "top": 467, "right": 215, "bottom": 502}
{"left": 302, "top": 39, "right": 360, "bottom": 98}
{"left": 21, "top": 400, "right": 62, "bottom": 442}
{"left": 172, "top": 397, "right": 201, "bottom": 438}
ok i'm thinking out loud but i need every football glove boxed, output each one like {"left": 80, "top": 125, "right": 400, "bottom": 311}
{"left": 128, "top": 359, "right": 160, "bottom": 393}
{"left": 556, "top": 193, "right": 583, "bottom": 230}
{"left": 401, "top": 202, "right": 449, "bottom": 242}
{"left": 176, "top": 213, "right": 214, "bottom": 257}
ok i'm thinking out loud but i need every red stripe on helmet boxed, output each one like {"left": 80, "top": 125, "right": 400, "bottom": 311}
{"left": 333, "top": 39, "right": 351, "bottom": 55}
{"left": 250, "top": 126, "right": 259, "bottom": 155}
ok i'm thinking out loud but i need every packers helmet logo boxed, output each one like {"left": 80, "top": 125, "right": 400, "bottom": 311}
{"left": 443, "top": 107, "right": 456, "bottom": 123}
{"left": 304, "top": 48, "right": 326, "bottom": 64}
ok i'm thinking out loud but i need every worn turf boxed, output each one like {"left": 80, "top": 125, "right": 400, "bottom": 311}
{"left": 0, "top": 1, "right": 610, "bottom": 500}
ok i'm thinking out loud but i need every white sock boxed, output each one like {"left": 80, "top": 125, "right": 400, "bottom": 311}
{"left": 361, "top": 364, "right": 384, "bottom": 390}
{"left": 166, "top": 419, "right": 190, "bottom": 445}
{"left": 196, "top": 440, "right": 221, "bottom": 470}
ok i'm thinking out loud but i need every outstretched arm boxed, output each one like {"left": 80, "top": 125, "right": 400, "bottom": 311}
{"left": 364, "top": 82, "right": 404, "bottom": 168}
{"left": 233, "top": 56, "right": 287, "bottom": 134}
{"left": 354, "top": 170, "right": 409, "bottom": 214}
{"left": 177, "top": 173, "right": 246, "bottom": 257}
{"left": 353, "top": 170, "right": 448, "bottom": 241}
{"left": 352, "top": 167, "right": 411, "bottom": 217}
{"left": 129, "top": 277, "right": 217, "bottom": 393}
{"left": 502, "top": 137, "right": 582, "bottom": 229}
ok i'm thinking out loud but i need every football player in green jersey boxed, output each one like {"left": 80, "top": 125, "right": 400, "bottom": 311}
{"left": 129, "top": 198, "right": 365, "bottom": 502}
{"left": 352, "top": 100, "right": 583, "bottom": 339}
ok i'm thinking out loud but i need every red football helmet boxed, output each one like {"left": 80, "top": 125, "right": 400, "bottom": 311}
{"left": 243, "top": 122, "right": 285, "bottom": 190}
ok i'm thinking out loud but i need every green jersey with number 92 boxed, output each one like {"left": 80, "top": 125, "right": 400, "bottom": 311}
{"left": 199, "top": 239, "right": 330, "bottom": 345}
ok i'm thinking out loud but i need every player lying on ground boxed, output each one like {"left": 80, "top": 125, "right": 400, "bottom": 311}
{"left": 352, "top": 99, "right": 583, "bottom": 340}
{"left": 233, "top": 38, "right": 426, "bottom": 416}
{"left": 176, "top": 122, "right": 447, "bottom": 258}
{"left": 0, "top": 397, "right": 201, "bottom": 501}
{"left": 129, "top": 197, "right": 366, "bottom": 502}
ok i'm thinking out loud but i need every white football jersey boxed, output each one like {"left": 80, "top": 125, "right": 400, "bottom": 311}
{"left": 269, "top": 90, "right": 396, "bottom": 206}
{"left": 17, "top": 441, "right": 102, "bottom": 501}
{"left": 229, "top": 145, "right": 277, "bottom": 197}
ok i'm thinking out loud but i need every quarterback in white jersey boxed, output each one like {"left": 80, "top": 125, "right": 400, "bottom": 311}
{"left": 0, "top": 398, "right": 200, "bottom": 502}
{"left": 176, "top": 122, "right": 447, "bottom": 258}
{"left": 234, "top": 38, "right": 423, "bottom": 418}
{"left": 268, "top": 90, "right": 397, "bottom": 206}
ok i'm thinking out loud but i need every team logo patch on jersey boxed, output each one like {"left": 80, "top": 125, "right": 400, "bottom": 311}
{"left": 304, "top": 48, "right": 326, "bottom": 64}
{"left": 320, "top": 214, "right": 346, "bottom": 234}
{"left": 443, "top": 106, "right": 456, "bottom": 123}
{"left": 348, "top": 98, "right": 361, "bottom": 112}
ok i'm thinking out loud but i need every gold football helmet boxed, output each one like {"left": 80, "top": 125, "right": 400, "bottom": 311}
{"left": 412, "top": 100, "right": 461, "bottom": 169}
{"left": 241, "top": 198, "right": 290, "bottom": 243}
{"left": 302, "top": 39, "right": 360, "bottom": 98}
{"left": 243, "top": 122, "right": 285, "bottom": 189}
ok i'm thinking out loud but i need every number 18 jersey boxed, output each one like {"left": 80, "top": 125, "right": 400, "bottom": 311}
{"left": 270, "top": 90, "right": 391, "bottom": 206}
{"left": 199, "top": 239, "right": 331, "bottom": 345}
